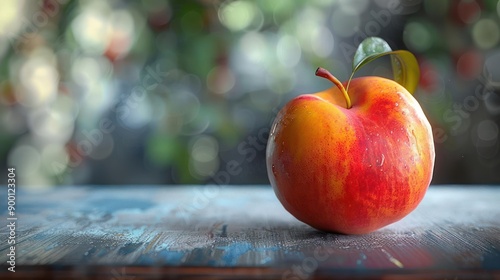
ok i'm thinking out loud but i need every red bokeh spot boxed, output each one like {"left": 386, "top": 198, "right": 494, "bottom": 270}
{"left": 456, "top": 50, "right": 483, "bottom": 80}
{"left": 419, "top": 60, "right": 439, "bottom": 93}
{"left": 452, "top": 0, "right": 482, "bottom": 25}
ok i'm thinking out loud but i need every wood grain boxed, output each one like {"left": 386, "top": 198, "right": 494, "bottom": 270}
{"left": 1, "top": 185, "right": 499, "bottom": 279}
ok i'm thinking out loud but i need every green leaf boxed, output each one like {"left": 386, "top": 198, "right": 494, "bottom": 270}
{"left": 347, "top": 37, "right": 420, "bottom": 95}
{"left": 352, "top": 37, "right": 392, "bottom": 70}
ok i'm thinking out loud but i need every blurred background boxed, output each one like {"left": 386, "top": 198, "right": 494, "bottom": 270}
{"left": 1, "top": 0, "right": 500, "bottom": 188}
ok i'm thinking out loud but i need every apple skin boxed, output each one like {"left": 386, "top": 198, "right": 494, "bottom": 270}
{"left": 266, "top": 76, "right": 435, "bottom": 234}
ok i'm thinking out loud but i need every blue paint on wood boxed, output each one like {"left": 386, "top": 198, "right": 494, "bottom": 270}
{"left": 218, "top": 242, "right": 253, "bottom": 265}
{"left": 255, "top": 246, "right": 280, "bottom": 252}
{"left": 260, "top": 256, "right": 273, "bottom": 265}
{"left": 127, "top": 226, "right": 146, "bottom": 241}
{"left": 96, "top": 248, "right": 109, "bottom": 258}
{"left": 118, "top": 243, "right": 143, "bottom": 255}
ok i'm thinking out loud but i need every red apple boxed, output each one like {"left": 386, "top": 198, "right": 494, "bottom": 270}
{"left": 266, "top": 68, "right": 435, "bottom": 234}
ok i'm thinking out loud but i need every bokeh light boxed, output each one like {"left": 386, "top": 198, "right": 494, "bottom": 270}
{"left": 189, "top": 135, "right": 219, "bottom": 179}
{"left": 18, "top": 51, "right": 59, "bottom": 107}
{"left": 1, "top": 0, "right": 500, "bottom": 187}
{"left": 472, "top": 18, "right": 500, "bottom": 50}
{"left": 403, "top": 21, "right": 432, "bottom": 53}
{"left": 457, "top": 0, "right": 481, "bottom": 24}
{"left": 0, "top": 0, "right": 24, "bottom": 39}
{"left": 71, "top": 2, "right": 111, "bottom": 55}
{"left": 219, "top": 1, "right": 263, "bottom": 32}
{"left": 206, "top": 65, "right": 236, "bottom": 95}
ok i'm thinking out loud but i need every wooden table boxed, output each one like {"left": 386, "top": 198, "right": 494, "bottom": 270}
{"left": 1, "top": 185, "right": 499, "bottom": 279}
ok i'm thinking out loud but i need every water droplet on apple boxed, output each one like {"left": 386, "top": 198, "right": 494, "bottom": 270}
{"left": 376, "top": 154, "right": 385, "bottom": 167}
{"left": 395, "top": 102, "right": 399, "bottom": 107}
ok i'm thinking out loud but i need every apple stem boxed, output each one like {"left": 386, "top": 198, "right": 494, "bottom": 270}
{"left": 315, "top": 67, "right": 352, "bottom": 109}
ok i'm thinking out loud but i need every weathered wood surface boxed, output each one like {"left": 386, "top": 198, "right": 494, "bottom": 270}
{"left": 1, "top": 185, "right": 500, "bottom": 279}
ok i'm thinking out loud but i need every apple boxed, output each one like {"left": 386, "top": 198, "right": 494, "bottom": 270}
{"left": 266, "top": 67, "right": 435, "bottom": 234}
